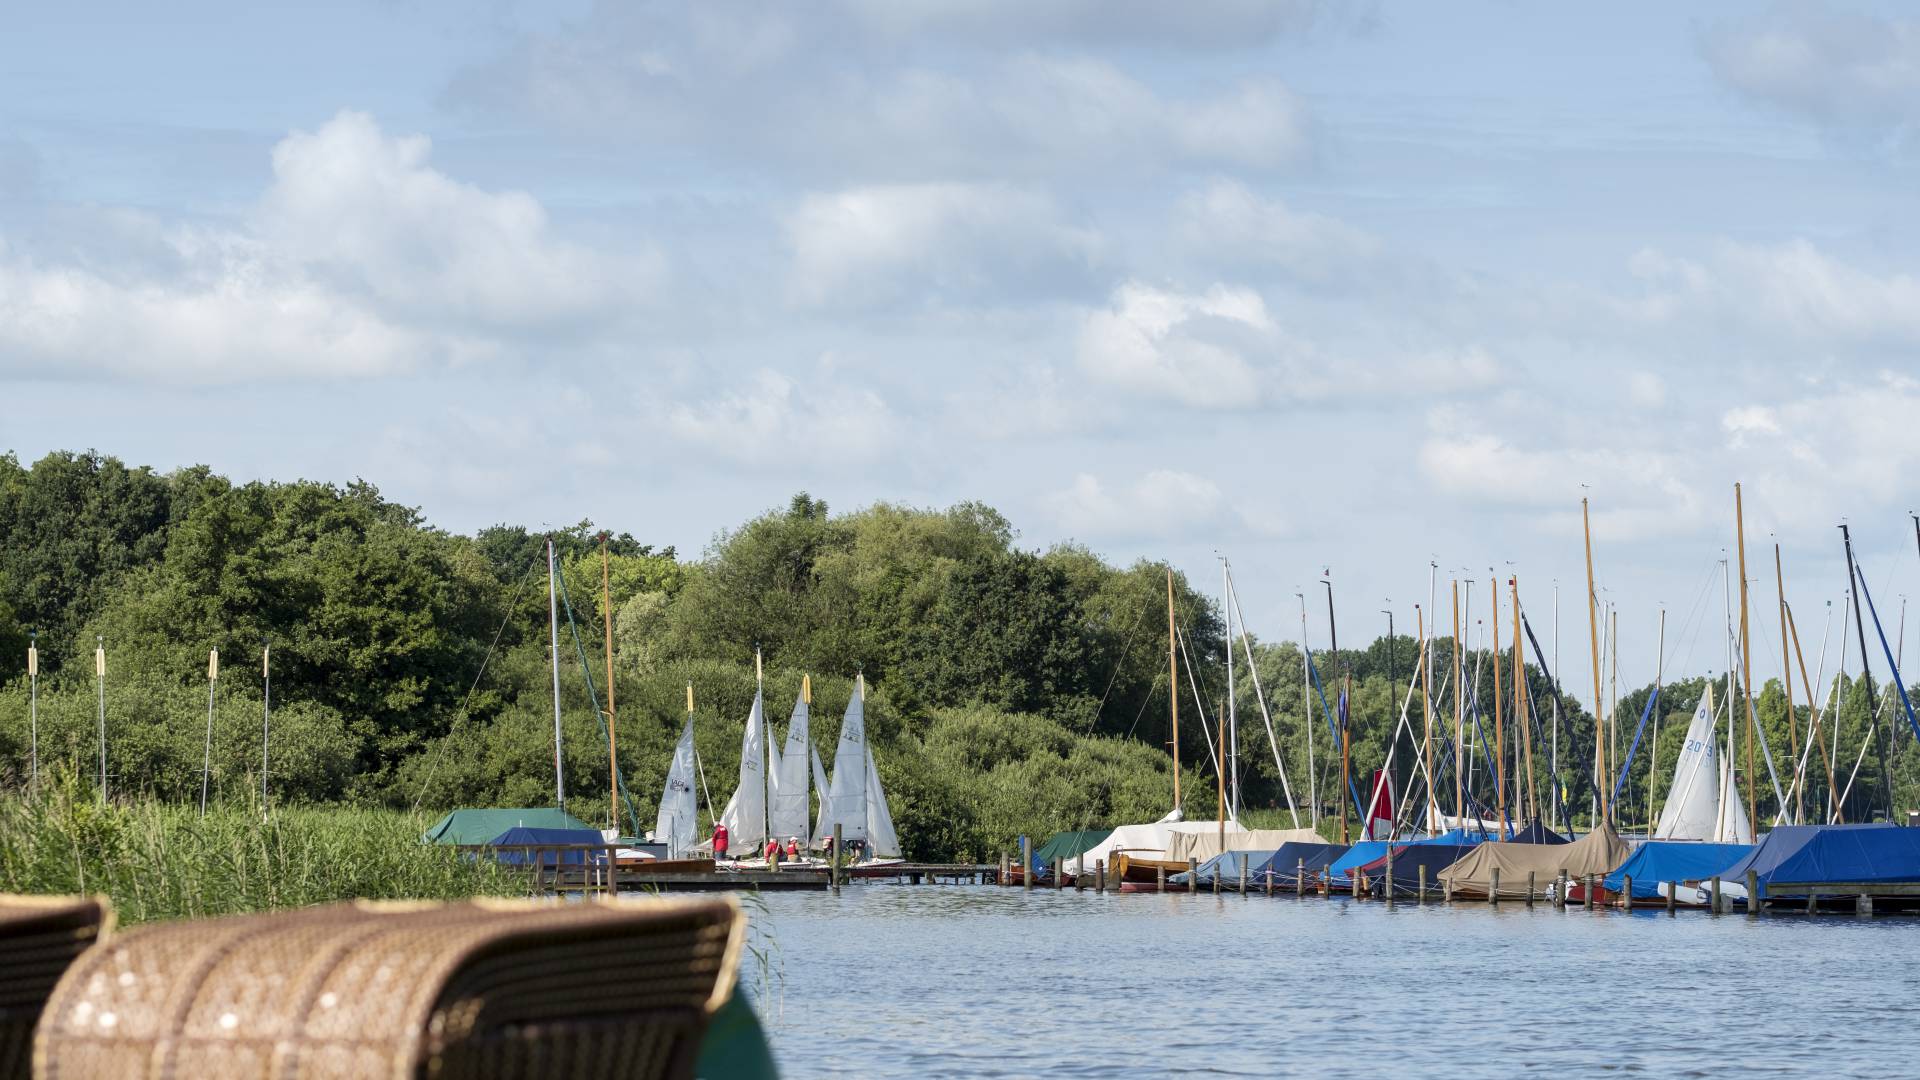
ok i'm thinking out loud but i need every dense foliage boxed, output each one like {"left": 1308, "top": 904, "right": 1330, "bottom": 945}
{"left": 2, "top": 451, "right": 1916, "bottom": 861}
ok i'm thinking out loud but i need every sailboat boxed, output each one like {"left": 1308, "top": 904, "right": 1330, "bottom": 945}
{"left": 812, "top": 674, "right": 902, "bottom": 863}
{"left": 768, "top": 676, "right": 814, "bottom": 850}
{"left": 1652, "top": 684, "right": 1752, "bottom": 844}
{"left": 655, "top": 716, "right": 699, "bottom": 857}
{"left": 714, "top": 672, "right": 773, "bottom": 863}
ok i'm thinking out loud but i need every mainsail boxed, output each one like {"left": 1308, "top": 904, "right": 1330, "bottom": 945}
{"left": 1713, "top": 745, "right": 1754, "bottom": 844}
{"left": 810, "top": 744, "right": 831, "bottom": 840}
{"left": 716, "top": 689, "right": 770, "bottom": 851}
{"left": 1653, "top": 693, "right": 1722, "bottom": 840}
{"left": 819, "top": 678, "right": 869, "bottom": 844}
{"left": 655, "top": 717, "right": 699, "bottom": 856}
{"left": 769, "top": 683, "right": 812, "bottom": 843}
{"left": 863, "top": 744, "right": 900, "bottom": 857}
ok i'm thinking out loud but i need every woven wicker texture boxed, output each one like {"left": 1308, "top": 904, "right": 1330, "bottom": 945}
{"left": 34, "top": 897, "right": 743, "bottom": 1080}
{"left": 0, "top": 896, "right": 110, "bottom": 1080}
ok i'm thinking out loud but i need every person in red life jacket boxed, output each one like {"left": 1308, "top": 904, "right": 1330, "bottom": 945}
{"left": 764, "top": 837, "right": 780, "bottom": 862}
{"left": 785, "top": 837, "right": 800, "bottom": 861}
{"left": 712, "top": 822, "right": 729, "bottom": 861}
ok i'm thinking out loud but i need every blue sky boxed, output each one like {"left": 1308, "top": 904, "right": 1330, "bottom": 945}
{"left": 4, "top": 1, "right": 1919, "bottom": 688}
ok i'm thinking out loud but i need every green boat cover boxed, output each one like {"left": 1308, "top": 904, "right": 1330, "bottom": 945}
{"left": 1032, "top": 829, "right": 1113, "bottom": 865}
{"left": 420, "top": 807, "right": 597, "bottom": 845}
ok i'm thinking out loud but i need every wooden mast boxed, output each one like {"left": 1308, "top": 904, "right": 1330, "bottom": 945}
{"left": 1582, "top": 497, "right": 1606, "bottom": 826}
{"left": 602, "top": 534, "right": 619, "bottom": 832}
{"left": 1490, "top": 575, "right": 1507, "bottom": 836}
{"left": 1167, "top": 567, "right": 1181, "bottom": 814}
{"left": 1452, "top": 579, "right": 1463, "bottom": 828}
{"left": 1735, "top": 483, "right": 1757, "bottom": 827}
{"left": 1648, "top": 608, "right": 1665, "bottom": 833}
{"left": 1774, "top": 542, "right": 1798, "bottom": 824}
{"left": 1325, "top": 576, "right": 1348, "bottom": 844}
{"left": 1512, "top": 577, "right": 1537, "bottom": 827}
{"left": 1784, "top": 602, "right": 1840, "bottom": 822}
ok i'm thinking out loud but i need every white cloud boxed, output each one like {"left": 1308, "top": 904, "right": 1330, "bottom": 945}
{"left": 1076, "top": 282, "right": 1275, "bottom": 409}
{"left": 0, "top": 111, "right": 653, "bottom": 382}
{"left": 784, "top": 183, "right": 1101, "bottom": 308}
{"left": 1702, "top": 6, "right": 1920, "bottom": 134}
{"left": 1624, "top": 239, "right": 1920, "bottom": 345}
{"left": 839, "top": 0, "right": 1353, "bottom": 50}
{"left": 1172, "top": 179, "right": 1380, "bottom": 283}
{"left": 664, "top": 369, "right": 900, "bottom": 467}
{"left": 1051, "top": 468, "right": 1285, "bottom": 541}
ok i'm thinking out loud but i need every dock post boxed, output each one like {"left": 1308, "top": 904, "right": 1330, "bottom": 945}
{"left": 1188, "top": 857, "right": 1199, "bottom": 895}
{"left": 1239, "top": 855, "right": 1248, "bottom": 897}
{"left": 1709, "top": 876, "right": 1721, "bottom": 914}
{"left": 1584, "top": 875, "right": 1596, "bottom": 911}
{"left": 1297, "top": 859, "right": 1306, "bottom": 897}
{"left": 1384, "top": 852, "right": 1395, "bottom": 908}
{"left": 1745, "top": 870, "right": 1760, "bottom": 916}
{"left": 1553, "top": 871, "right": 1566, "bottom": 909}
{"left": 1444, "top": 874, "right": 1453, "bottom": 904}
{"left": 1489, "top": 868, "right": 1500, "bottom": 906}
{"left": 1621, "top": 875, "right": 1632, "bottom": 912}
{"left": 1856, "top": 893, "right": 1873, "bottom": 917}
{"left": 1526, "top": 871, "right": 1536, "bottom": 907}
{"left": 832, "top": 824, "right": 843, "bottom": 894}
{"left": 1074, "top": 860, "right": 1084, "bottom": 892}
{"left": 1665, "top": 881, "right": 1675, "bottom": 915}
{"left": 1418, "top": 864, "right": 1428, "bottom": 903}
{"left": 1021, "top": 836, "right": 1032, "bottom": 891}
{"left": 1806, "top": 892, "right": 1817, "bottom": 917}
{"left": 1352, "top": 870, "right": 1363, "bottom": 900}
{"left": 999, "top": 851, "right": 1008, "bottom": 886}
{"left": 1156, "top": 863, "right": 1165, "bottom": 893}
{"left": 1054, "top": 858, "right": 1063, "bottom": 891}
{"left": 1096, "top": 859, "right": 1106, "bottom": 894}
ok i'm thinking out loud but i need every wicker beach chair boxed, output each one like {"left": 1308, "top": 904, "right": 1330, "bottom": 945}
{"left": 34, "top": 896, "right": 744, "bottom": 1080}
{"left": 0, "top": 895, "right": 111, "bottom": 1080}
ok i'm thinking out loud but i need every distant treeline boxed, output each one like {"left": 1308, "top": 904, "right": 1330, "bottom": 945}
{"left": 0, "top": 451, "right": 1913, "bottom": 858}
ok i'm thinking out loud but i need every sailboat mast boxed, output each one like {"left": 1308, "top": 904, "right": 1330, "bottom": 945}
{"left": 1419, "top": 603, "right": 1433, "bottom": 832}
{"left": 602, "top": 535, "right": 619, "bottom": 832}
{"left": 1161, "top": 568, "right": 1182, "bottom": 815}
{"left": 1840, "top": 524, "right": 1889, "bottom": 821}
{"left": 1582, "top": 498, "right": 1605, "bottom": 826}
{"left": 1489, "top": 574, "right": 1507, "bottom": 836}
{"left": 1324, "top": 575, "right": 1347, "bottom": 843}
{"left": 1298, "top": 591, "right": 1316, "bottom": 829}
{"left": 1452, "top": 579, "right": 1463, "bottom": 828}
{"left": 1223, "top": 558, "right": 1238, "bottom": 820}
{"left": 1648, "top": 608, "right": 1665, "bottom": 832}
{"left": 1552, "top": 583, "right": 1562, "bottom": 834}
{"left": 1735, "top": 484, "right": 1757, "bottom": 827}
{"left": 757, "top": 646, "right": 770, "bottom": 855}
{"left": 1512, "top": 577, "right": 1536, "bottom": 827}
{"left": 547, "top": 538, "right": 566, "bottom": 811}
{"left": 1774, "top": 543, "right": 1798, "bottom": 823}
{"left": 1216, "top": 703, "right": 1226, "bottom": 850}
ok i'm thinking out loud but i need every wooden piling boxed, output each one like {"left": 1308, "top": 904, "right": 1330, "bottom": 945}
{"left": 1857, "top": 894, "right": 1873, "bottom": 917}
{"left": 1526, "top": 871, "right": 1536, "bottom": 907}
{"left": 832, "top": 823, "right": 843, "bottom": 894}
{"left": 1583, "top": 875, "right": 1594, "bottom": 911}
{"left": 1489, "top": 867, "right": 1500, "bottom": 906}
{"left": 1709, "top": 876, "right": 1721, "bottom": 914}
{"left": 1352, "top": 870, "right": 1363, "bottom": 900}
{"left": 1297, "top": 859, "right": 1306, "bottom": 897}
{"left": 1745, "top": 870, "right": 1759, "bottom": 916}
{"left": 1075, "top": 860, "right": 1084, "bottom": 892}
{"left": 1666, "top": 881, "right": 1675, "bottom": 915}
{"left": 1239, "top": 854, "right": 1248, "bottom": 897}
{"left": 1156, "top": 863, "right": 1165, "bottom": 893}
{"left": 1418, "top": 864, "right": 1428, "bottom": 903}
{"left": 1621, "top": 875, "right": 1632, "bottom": 912}
{"left": 1188, "top": 857, "right": 1199, "bottom": 895}
{"left": 1096, "top": 859, "right": 1106, "bottom": 894}
{"left": 1554, "top": 870, "right": 1566, "bottom": 909}
{"left": 1021, "top": 836, "right": 1032, "bottom": 892}
{"left": 1444, "top": 873, "right": 1453, "bottom": 904}
{"left": 1054, "top": 858, "right": 1063, "bottom": 890}
{"left": 1384, "top": 852, "right": 1396, "bottom": 908}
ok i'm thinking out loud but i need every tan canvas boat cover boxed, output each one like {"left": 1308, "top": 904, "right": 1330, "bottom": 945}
{"left": 1166, "top": 828, "right": 1324, "bottom": 863}
{"left": 1436, "top": 824, "right": 1630, "bottom": 898}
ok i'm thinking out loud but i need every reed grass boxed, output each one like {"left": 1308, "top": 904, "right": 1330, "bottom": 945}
{"left": 0, "top": 771, "right": 523, "bottom": 924}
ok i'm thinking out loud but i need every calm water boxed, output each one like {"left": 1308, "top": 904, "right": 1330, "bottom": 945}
{"left": 748, "top": 883, "right": 1918, "bottom": 1078}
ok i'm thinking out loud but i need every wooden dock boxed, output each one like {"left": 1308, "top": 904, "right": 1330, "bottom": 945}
{"left": 455, "top": 844, "right": 1000, "bottom": 894}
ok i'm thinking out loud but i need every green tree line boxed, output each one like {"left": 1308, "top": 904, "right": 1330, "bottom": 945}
{"left": 1, "top": 451, "right": 1916, "bottom": 858}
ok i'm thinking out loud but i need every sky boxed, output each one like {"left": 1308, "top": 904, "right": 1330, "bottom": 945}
{"left": 4, "top": 1, "right": 1920, "bottom": 692}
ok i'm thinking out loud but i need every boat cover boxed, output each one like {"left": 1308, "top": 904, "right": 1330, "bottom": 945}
{"left": 1078, "top": 816, "right": 1245, "bottom": 872}
{"left": 1436, "top": 824, "right": 1631, "bottom": 898}
{"left": 1716, "top": 823, "right": 1915, "bottom": 885}
{"left": 1354, "top": 843, "right": 1482, "bottom": 894}
{"left": 1252, "top": 842, "right": 1349, "bottom": 886}
{"left": 421, "top": 808, "right": 597, "bottom": 845}
{"left": 1166, "top": 828, "right": 1323, "bottom": 863}
{"left": 1169, "top": 846, "right": 1303, "bottom": 885}
{"left": 1326, "top": 833, "right": 1469, "bottom": 885}
{"left": 1509, "top": 821, "right": 1569, "bottom": 844}
{"left": 1032, "top": 830, "right": 1113, "bottom": 868}
{"left": 1602, "top": 841, "right": 1752, "bottom": 898}
{"left": 483, "top": 826, "right": 608, "bottom": 865}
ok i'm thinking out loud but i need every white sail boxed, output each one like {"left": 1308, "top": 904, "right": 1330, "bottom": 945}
{"left": 819, "top": 677, "right": 870, "bottom": 845}
{"left": 717, "top": 690, "right": 769, "bottom": 851}
{"left": 1713, "top": 743, "right": 1754, "bottom": 844}
{"left": 655, "top": 717, "right": 699, "bottom": 856}
{"left": 863, "top": 746, "right": 900, "bottom": 858}
{"left": 810, "top": 744, "right": 831, "bottom": 841}
{"left": 769, "top": 688, "right": 812, "bottom": 843}
{"left": 1653, "top": 694, "right": 1722, "bottom": 840}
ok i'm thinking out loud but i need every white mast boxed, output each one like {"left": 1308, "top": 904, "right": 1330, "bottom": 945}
{"left": 548, "top": 538, "right": 566, "bottom": 810}
{"left": 1223, "top": 556, "right": 1238, "bottom": 820}
{"left": 1298, "top": 590, "right": 1316, "bottom": 829}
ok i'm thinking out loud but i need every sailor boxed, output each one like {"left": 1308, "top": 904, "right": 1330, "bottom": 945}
{"left": 712, "top": 822, "right": 729, "bottom": 861}
{"left": 764, "top": 837, "right": 780, "bottom": 862}
{"left": 786, "top": 837, "right": 801, "bottom": 860}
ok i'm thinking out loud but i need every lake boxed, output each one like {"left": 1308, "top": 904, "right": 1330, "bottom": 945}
{"left": 749, "top": 883, "right": 1916, "bottom": 1077}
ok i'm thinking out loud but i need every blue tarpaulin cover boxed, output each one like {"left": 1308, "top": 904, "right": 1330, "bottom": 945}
{"left": 1327, "top": 833, "right": 1468, "bottom": 885}
{"left": 1170, "top": 849, "right": 1274, "bottom": 885}
{"left": 1252, "top": 842, "right": 1348, "bottom": 885}
{"left": 1355, "top": 843, "right": 1482, "bottom": 892}
{"left": 484, "top": 826, "right": 607, "bottom": 866}
{"left": 1603, "top": 841, "right": 1752, "bottom": 898}
{"left": 1717, "top": 823, "right": 1916, "bottom": 885}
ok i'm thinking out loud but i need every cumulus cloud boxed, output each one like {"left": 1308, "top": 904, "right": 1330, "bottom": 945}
{"left": 0, "top": 111, "right": 652, "bottom": 382}
{"left": 1702, "top": 5, "right": 1920, "bottom": 135}
{"left": 784, "top": 183, "right": 1102, "bottom": 308}
{"left": 1172, "top": 179, "right": 1380, "bottom": 283}
{"left": 1051, "top": 468, "right": 1284, "bottom": 541}
{"left": 1076, "top": 282, "right": 1277, "bottom": 409}
{"left": 840, "top": 0, "right": 1359, "bottom": 50}
{"left": 1624, "top": 239, "right": 1920, "bottom": 345}
{"left": 664, "top": 368, "right": 900, "bottom": 467}
{"left": 448, "top": 8, "right": 1316, "bottom": 179}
